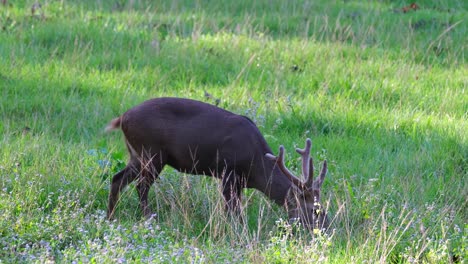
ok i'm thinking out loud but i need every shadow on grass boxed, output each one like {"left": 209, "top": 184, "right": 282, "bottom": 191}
{"left": 1, "top": 0, "right": 466, "bottom": 70}
{"left": 2, "top": 66, "right": 466, "bottom": 186}
{"left": 62, "top": 0, "right": 467, "bottom": 67}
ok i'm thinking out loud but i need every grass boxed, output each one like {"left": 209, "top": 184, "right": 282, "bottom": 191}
{"left": 0, "top": 0, "right": 467, "bottom": 262}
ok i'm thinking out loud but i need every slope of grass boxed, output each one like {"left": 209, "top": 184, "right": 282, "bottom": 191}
{"left": 0, "top": 0, "right": 466, "bottom": 263}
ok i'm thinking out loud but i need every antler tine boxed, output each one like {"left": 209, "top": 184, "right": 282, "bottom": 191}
{"left": 315, "top": 160, "right": 328, "bottom": 189}
{"left": 265, "top": 146, "right": 303, "bottom": 187}
{"left": 295, "top": 138, "right": 312, "bottom": 183}
{"left": 305, "top": 157, "right": 315, "bottom": 187}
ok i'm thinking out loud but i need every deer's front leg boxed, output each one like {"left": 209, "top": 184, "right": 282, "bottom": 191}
{"left": 136, "top": 171, "right": 158, "bottom": 219}
{"left": 221, "top": 171, "right": 243, "bottom": 215}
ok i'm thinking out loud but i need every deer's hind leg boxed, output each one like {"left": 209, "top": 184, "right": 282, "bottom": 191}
{"left": 107, "top": 164, "right": 139, "bottom": 219}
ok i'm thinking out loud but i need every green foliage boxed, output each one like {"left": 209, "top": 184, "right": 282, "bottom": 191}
{"left": 0, "top": 0, "right": 466, "bottom": 262}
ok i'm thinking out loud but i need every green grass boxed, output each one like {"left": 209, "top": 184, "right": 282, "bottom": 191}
{"left": 1, "top": 0, "right": 467, "bottom": 262}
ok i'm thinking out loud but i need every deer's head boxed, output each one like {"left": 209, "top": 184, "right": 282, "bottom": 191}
{"left": 266, "top": 138, "right": 329, "bottom": 231}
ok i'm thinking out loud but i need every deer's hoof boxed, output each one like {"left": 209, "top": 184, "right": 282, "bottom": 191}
{"left": 144, "top": 212, "right": 157, "bottom": 221}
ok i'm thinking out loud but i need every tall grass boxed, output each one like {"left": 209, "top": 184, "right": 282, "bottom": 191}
{"left": 1, "top": 0, "right": 466, "bottom": 262}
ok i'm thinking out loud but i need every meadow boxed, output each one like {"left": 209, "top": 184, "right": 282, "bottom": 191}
{"left": 0, "top": 0, "right": 466, "bottom": 262}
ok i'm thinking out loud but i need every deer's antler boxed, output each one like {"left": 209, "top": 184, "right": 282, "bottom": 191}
{"left": 265, "top": 145, "right": 303, "bottom": 187}
{"left": 266, "top": 138, "right": 328, "bottom": 189}
{"left": 295, "top": 138, "right": 314, "bottom": 186}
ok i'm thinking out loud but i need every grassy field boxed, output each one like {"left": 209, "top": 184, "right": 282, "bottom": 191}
{"left": 0, "top": 0, "right": 466, "bottom": 262}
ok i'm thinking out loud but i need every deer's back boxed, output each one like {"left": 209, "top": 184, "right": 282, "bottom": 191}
{"left": 120, "top": 98, "right": 271, "bottom": 176}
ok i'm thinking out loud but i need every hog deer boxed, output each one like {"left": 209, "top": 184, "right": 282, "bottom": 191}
{"left": 105, "top": 97, "right": 330, "bottom": 230}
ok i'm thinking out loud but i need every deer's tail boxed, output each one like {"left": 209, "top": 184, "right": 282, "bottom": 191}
{"left": 105, "top": 117, "right": 122, "bottom": 132}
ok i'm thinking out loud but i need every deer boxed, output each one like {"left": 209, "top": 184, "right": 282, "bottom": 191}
{"left": 105, "top": 97, "right": 330, "bottom": 230}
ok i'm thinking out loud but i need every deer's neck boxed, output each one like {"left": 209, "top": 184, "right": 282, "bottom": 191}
{"left": 251, "top": 160, "right": 293, "bottom": 206}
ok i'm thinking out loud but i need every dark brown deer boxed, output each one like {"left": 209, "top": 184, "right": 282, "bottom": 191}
{"left": 105, "top": 97, "right": 330, "bottom": 230}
